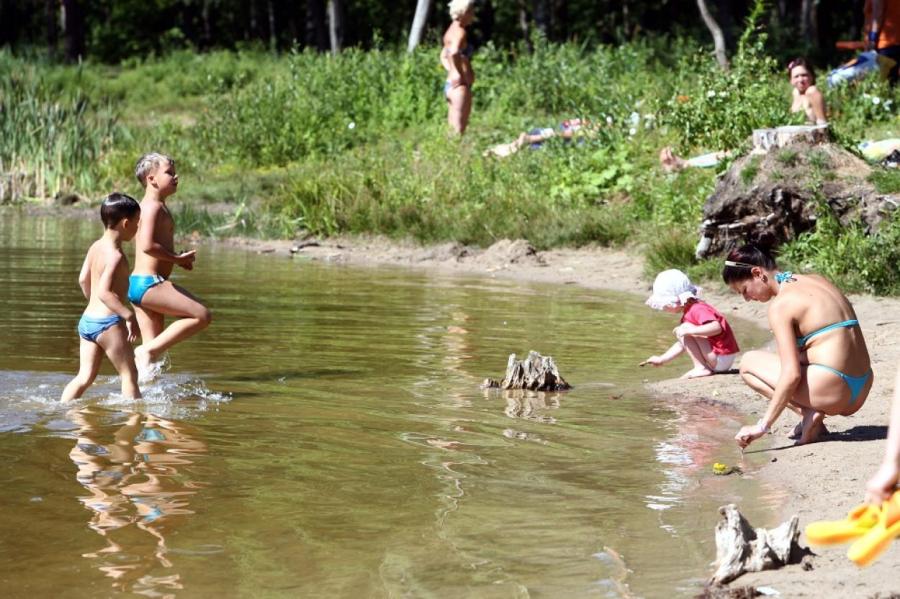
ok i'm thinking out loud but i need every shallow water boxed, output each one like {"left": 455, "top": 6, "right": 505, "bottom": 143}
{"left": 0, "top": 213, "right": 779, "bottom": 597}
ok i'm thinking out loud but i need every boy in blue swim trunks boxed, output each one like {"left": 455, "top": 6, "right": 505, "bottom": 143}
{"left": 130, "top": 153, "right": 211, "bottom": 378}
{"left": 61, "top": 193, "right": 142, "bottom": 402}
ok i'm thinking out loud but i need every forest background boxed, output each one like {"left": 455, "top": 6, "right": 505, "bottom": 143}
{"left": 6, "top": 0, "right": 900, "bottom": 293}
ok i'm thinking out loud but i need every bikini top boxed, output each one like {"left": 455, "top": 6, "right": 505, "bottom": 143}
{"left": 796, "top": 319, "right": 860, "bottom": 349}
{"left": 443, "top": 43, "right": 474, "bottom": 59}
{"left": 776, "top": 271, "right": 860, "bottom": 348}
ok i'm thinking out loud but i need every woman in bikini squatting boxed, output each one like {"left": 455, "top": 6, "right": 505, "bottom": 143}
{"left": 441, "top": 0, "right": 476, "bottom": 135}
{"left": 723, "top": 244, "right": 873, "bottom": 447}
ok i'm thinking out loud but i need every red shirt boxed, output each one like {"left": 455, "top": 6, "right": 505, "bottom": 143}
{"left": 681, "top": 300, "right": 740, "bottom": 355}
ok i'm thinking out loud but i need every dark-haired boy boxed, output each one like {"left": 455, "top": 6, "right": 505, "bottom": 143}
{"left": 61, "top": 193, "right": 142, "bottom": 402}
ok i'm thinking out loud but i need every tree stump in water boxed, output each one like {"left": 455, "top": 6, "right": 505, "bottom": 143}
{"left": 482, "top": 351, "right": 572, "bottom": 391}
{"left": 710, "top": 504, "right": 803, "bottom": 585}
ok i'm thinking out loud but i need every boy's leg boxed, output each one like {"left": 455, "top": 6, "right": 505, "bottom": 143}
{"left": 134, "top": 304, "right": 166, "bottom": 372}
{"left": 61, "top": 339, "right": 104, "bottom": 402}
{"left": 135, "top": 281, "right": 211, "bottom": 361}
{"left": 97, "top": 323, "right": 141, "bottom": 399}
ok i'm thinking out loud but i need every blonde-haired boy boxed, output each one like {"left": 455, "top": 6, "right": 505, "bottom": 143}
{"left": 129, "top": 153, "right": 211, "bottom": 377}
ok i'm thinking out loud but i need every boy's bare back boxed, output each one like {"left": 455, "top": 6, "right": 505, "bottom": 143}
{"left": 83, "top": 238, "right": 131, "bottom": 315}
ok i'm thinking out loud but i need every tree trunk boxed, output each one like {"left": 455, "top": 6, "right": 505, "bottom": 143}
{"left": 696, "top": 0, "right": 729, "bottom": 69}
{"left": 406, "top": 0, "right": 431, "bottom": 52}
{"left": 62, "top": 0, "right": 85, "bottom": 62}
{"left": 46, "top": 0, "right": 58, "bottom": 59}
{"left": 800, "top": 0, "right": 814, "bottom": 45}
{"left": 532, "top": 0, "right": 550, "bottom": 38}
{"left": 201, "top": 0, "right": 212, "bottom": 48}
{"left": 517, "top": 0, "right": 532, "bottom": 51}
{"left": 327, "top": 0, "right": 343, "bottom": 54}
{"left": 267, "top": 0, "right": 276, "bottom": 49}
{"left": 306, "top": 0, "right": 328, "bottom": 51}
{"left": 553, "top": 0, "right": 568, "bottom": 40}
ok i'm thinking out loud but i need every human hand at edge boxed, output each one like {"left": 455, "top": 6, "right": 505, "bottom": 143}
{"left": 865, "top": 461, "right": 899, "bottom": 504}
{"left": 176, "top": 250, "right": 196, "bottom": 270}
{"left": 125, "top": 315, "right": 140, "bottom": 344}
{"left": 735, "top": 424, "right": 766, "bottom": 449}
{"left": 639, "top": 356, "right": 664, "bottom": 367}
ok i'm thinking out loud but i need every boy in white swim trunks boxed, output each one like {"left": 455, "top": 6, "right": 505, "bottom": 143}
{"left": 61, "top": 193, "right": 142, "bottom": 402}
{"left": 130, "top": 153, "right": 211, "bottom": 377}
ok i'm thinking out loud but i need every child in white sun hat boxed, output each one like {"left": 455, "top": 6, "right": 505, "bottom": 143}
{"left": 641, "top": 269, "right": 740, "bottom": 379}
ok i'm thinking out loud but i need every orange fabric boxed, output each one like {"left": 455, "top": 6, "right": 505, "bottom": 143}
{"left": 865, "top": 0, "right": 900, "bottom": 49}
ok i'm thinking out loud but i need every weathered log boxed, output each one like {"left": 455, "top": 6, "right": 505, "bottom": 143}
{"left": 710, "top": 504, "right": 802, "bottom": 585}
{"left": 481, "top": 351, "right": 572, "bottom": 391}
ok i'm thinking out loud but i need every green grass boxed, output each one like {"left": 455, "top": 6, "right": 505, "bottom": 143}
{"left": 6, "top": 33, "right": 900, "bottom": 292}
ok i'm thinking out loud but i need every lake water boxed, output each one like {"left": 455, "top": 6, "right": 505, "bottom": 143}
{"left": 0, "top": 213, "right": 779, "bottom": 597}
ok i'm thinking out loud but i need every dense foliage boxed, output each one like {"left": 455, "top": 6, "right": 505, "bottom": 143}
{"left": 4, "top": 7, "right": 900, "bottom": 293}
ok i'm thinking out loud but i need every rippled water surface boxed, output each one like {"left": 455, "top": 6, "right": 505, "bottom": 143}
{"left": 0, "top": 213, "right": 778, "bottom": 597}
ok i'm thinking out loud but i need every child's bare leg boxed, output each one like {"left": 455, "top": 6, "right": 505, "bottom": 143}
{"left": 134, "top": 305, "right": 165, "bottom": 371}
{"left": 678, "top": 334, "right": 715, "bottom": 378}
{"left": 136, "top": 282, "right": 211, "bottom": 361}
{"left": 61, "top": 339, "right": 104, "bottom": 402}
{"left": 98, "top": 324, "right": 141, "bottom": 400}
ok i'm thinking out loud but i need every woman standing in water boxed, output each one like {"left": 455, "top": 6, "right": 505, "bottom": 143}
{"left": 722, "top": 244, "right": 873, "bottom": 447}
{"left": 441, "top": 0, "right": 476, "bottom": 135}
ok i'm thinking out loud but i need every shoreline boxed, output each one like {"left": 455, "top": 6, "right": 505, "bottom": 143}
{"left": 15, "top": 205, "right": 900, "bottom": 593}
{"left": 222, "top": 232, "right": 900, "bottom": 595}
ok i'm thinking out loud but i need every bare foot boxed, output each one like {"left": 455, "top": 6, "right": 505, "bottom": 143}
{"left": 135, "top": 346, "right": 152, "bottom": 374}
{"left": 659, "top": 146, "right": 687, "bottom": 172}
{"left": 796, "top": 410, "right": 827, "bottom": 445}
{"left": 680, "top": 367, "right": 713, "bottom": 379}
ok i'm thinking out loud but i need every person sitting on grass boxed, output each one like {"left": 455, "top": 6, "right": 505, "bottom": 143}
{"left": 640, "top": 269, "right": 740, "bottom": 379}
{"left": 724, "top": 244, "right": 873, "bottom": 447}
{"left": 660, "top": 57, "right": 827, "bottom": 172}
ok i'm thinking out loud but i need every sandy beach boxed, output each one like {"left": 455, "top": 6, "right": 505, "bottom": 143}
{"left": 223, "top": 233, "right": 900, "bottom": 596}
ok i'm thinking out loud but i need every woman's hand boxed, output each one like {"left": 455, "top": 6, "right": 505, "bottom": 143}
{"left": 735, "top": 423, "right": 766, "bottom": 448}
{"left": 866, "top": 460, "right": 899, "bottom": 504}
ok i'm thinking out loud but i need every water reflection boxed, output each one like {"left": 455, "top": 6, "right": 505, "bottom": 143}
{"left": 68, "top": 407, "right": 207, "bottom": 595}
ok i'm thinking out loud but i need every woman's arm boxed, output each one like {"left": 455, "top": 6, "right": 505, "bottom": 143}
{"left": 868, "top": 0, "right": 884, "bottom": 50}
{"left": 445, "top": 28, "right": 467, "bottom": 85}
{"left": 866, "top": 366, "right": 900, "bottom": 502}
{"left": 736, "top": 301, "right": 802, "bottom": 447}
{"left": 808, "top": 87, "right": 828, "bottom": 125}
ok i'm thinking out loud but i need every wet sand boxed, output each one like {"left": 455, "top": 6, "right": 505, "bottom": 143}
{"left": 224, "top": 234, "right": 900, "bottom": 595}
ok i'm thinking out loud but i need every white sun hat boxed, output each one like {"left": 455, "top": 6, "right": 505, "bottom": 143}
{"left": 646, "top": 269, "right": 701, "bottom": 310}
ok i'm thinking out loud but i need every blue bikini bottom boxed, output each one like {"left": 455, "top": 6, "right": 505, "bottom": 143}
{"left": 809, "top": 364, "right": 872, "bottom": 405}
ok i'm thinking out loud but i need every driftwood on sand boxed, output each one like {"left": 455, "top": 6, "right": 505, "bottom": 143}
{"left": 481, "top": 351, "right": 572, "bottom": 392}
{"left": 710, "top": 504, "right": 803, "bottom": 585}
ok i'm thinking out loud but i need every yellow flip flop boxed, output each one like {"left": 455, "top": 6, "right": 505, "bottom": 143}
{"left": 805, "top": 503, "right": 881, "bottom": 545}
{"left": 848, "top": 492, "right": 900, "bottom": 567}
